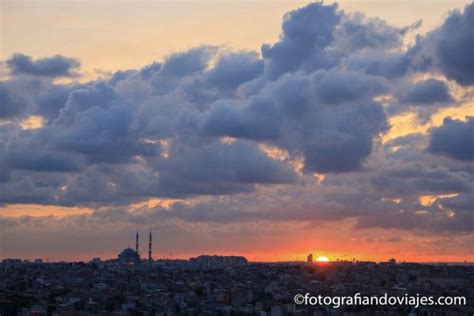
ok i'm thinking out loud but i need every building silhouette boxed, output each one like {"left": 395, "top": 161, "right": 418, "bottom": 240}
{"left": 117, "top": 230, "right": 153, "bottom": 264}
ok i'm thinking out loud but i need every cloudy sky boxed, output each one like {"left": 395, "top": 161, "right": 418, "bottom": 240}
{"left": 0, "top": 0, "right": 473, "bottom": 262}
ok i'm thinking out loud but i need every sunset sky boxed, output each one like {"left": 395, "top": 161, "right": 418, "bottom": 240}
{"left": 0, "top": 0, "right": 473, "bottom": 262}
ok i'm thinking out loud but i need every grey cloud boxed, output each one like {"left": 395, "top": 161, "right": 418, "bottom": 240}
{"left": 399, "top": 79, "right": 452, "bottom": 106}
{"left": 158, "top": 47, "right": 216, "bottom": 79}
{"left": 47, "top": 105, "right": 159, "bottom": 164}
{"left": 6, "top": 53, "right": 80, "bottom": 78}
{"left": 53, "top": 81, "right": 116, "bottom": 125}
{"left": 205, "top": 51, "right": 264, "bottom": 92}
{"left": 387, "top": 79, "right": 455, "bottom": 120}
{"left": 0, "top": 83, "right": 28, "bottom": 119}
{"left": 0, "top": 77, "right": 73, "bottom": 121}
{"left": 261, "top": 2, "right": 340, "bottom": 79}
{"left": 144, "top": 48, "right": 263, "bottom": 109}
{"left": 203, "top": 69, "right": 388, "bottom": 173}
{"left": 0, "top": 78, "right": 50, "bottom": 119}
{"left": 427, "top": 2, "right": 474, "bottom": 86}
{"left": 310, "top": 69, "right": 387, "bottom": 105}
{"left": 0, "top": 173, "right": 64, "bottom": 205}
{"left": 356, "top": 208, "right": 474, "bottom": 232}
{"left": 139, "top": 62, "right": 161, "bottom": 80}
{"left": 345, "top": 51, "right": 413, "bottom": 79}
{"left": 36, "top": 85, "right": 70, "bottom": 122}
{"left": 441, "top": 192, "right": 474, "bottom": 212}
{"left": 155, "top": 140, "right": 297, "bottom": 197}
{"left": 0, "top": 0, "right": 471, "bottom": 232}
{"left": 6, "top": 151, "right": 81, "bottom": 172}
{"left": 371, "top": 162, "right": 472, "bottom": 197}
{"left": 333, "top": 13, "right": 405, "bottom": 52}
{"left": 428, "top": 117, "right": 474, "bottom": 161}
{"left": 133, "top": 91, "right": 203, "bottom": 141}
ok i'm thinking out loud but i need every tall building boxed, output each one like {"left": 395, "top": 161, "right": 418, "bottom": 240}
{"left": 307, "top": 253, "right": 313, "bottom": 264}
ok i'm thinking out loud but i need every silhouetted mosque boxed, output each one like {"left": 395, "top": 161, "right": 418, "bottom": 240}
{"left": 118, "top": 230, "right": 153, "bottom": 264}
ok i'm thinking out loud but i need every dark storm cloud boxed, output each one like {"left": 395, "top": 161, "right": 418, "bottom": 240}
{"left": 372, "top": 162, "right": 472, "bottom": 196}
{"left": 332, "top": 13, "right": 404, "bottom": 51}
{"left": 0, "top": 77, "right": 77, "bottom": 121}
{"left": 0, "top": 83, "right": 28, "bottom": 119}
{"left": 57, "top": 140, "right": 295, "bottom": 204}
{"left": 46, "top": 105, "right": 159, "bottom": 164}
{"left": 424, "top": 2, "right": 474, "bottom": 86}
{"left": 53, "top": 81, "right": 117, "bottom": 125}
{"left": 203, "top": 69, "right": 388, "bottom": 173}
{"left": 155, "top": 140, "right": 296, "bottom": 197}
{"left": 0, "top": 78, "right": 50, "bottom": 119}
{"left": 428, "top": 117, "right": 474, "bottom": 161}
{"left": 310, "top": 69, "right": 387, "bottom": 105}
{"left": 387, "top": 79, "right": 455, "bottom": 120}
{"left": 205, "top": 52, "right": 264, "bottom": 92}
{"left": 261, "top": 3, "right": 340, "bottom": 79}
{"left": 399, "top": 79, "right": 452, "bottom": 106}
{"left": 5, "top": 151, "right": 81, "bottom": 172}
{"left": 345, "top": 51, "right": 413, "bottom": 79}
{"left": 441, "top": 192, "right": 474, "bottom": 212}
{"left": 6, "top": 53, "right": 80, "bottom": 78}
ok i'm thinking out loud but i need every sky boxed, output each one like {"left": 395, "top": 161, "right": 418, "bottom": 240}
{"left": 0, "top": 0, "right": 473, "bottom": 262}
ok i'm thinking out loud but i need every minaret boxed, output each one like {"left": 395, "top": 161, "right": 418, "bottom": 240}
{"left": 135, "top": 230, "right": 139, "bottom": 255}
{"left": 148, "top": 229, "right": 152, "bottom": 263}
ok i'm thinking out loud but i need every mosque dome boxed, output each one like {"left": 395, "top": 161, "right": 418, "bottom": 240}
{"left": 118, "top": 247, "right": 140, "bottom": 262}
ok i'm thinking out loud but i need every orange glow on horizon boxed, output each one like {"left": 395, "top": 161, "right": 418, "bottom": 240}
{"left": 5, "top": 249, "right": 473, "bottom": 264}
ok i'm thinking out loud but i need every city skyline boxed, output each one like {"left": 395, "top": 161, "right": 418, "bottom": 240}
{"left": 1, "top": 0, "right": 473, "bottom": 263}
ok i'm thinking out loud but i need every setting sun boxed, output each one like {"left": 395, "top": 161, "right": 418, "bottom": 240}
{"left": 316, "top": 256, "right": 330, "bottom": 262}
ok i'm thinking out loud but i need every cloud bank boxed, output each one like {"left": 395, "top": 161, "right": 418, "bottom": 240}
{"left": 1, "top": 2, "right": 473, "bottom": 259}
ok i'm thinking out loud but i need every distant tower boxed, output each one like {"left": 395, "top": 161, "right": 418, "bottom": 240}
{"left": 135, "top": 230, "right": 139, "bottom": 255}
{"left": 307, "top": 253, "right": 313, "bottom": 265}
{"left": 148, "top": 229, "right": 152, "bottom": 263}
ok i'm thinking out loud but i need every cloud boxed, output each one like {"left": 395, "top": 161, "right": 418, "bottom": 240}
{"left": 387, "top": 79, "right": 455, "bottom": 120}
{"left": 371, "top": 162, "right": 472, "bottom": 196}
{"left": 154, "top": 140, "right": 297, "bottom": 197}
{"left": 47, "top": 105, "right": 159, "bottom": 164}
{"left": 0, "top": 83, "right": 28, "bottom": 119}
{"left": 158, "top": 47, "right": 216, "bottom": 79}
{"left": 419, "top": 3, "right": 474, "bottom": 86}
{"left": 333, "top": 12, "right": 406, "bottom": 52}
{"left": 345, "top": 51, "right": 413, "bottom": 79}
{"left": 261, "top": 2, "right": 340, "bottom": 79}
{"left": 205, "top": 51, "right": 264, "bottom": 92}
{"left": 0, "top": 1, "right": 472, "bottom": 244}
{"left": 203, "top": 69, "right": 388, "bottom": 173}
{"left": 428, "top": 117, "right": 474, "bottom": 161}
{"left": 6, "top": 53, "right": 80, "bottom": 78}
{"left": 5, "top": 151, "right": 81, "bottom": 172}
{"left": 399, "top": 79, "right": 452, "bottom": 106}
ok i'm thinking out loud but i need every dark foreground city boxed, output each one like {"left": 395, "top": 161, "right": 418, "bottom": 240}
{"left": 1, "top": 255, "right": 473, "bottom": 316}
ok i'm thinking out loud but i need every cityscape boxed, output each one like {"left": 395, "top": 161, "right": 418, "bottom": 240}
{"left": 1, "top": 232, "right": 473, "bottom": 315}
